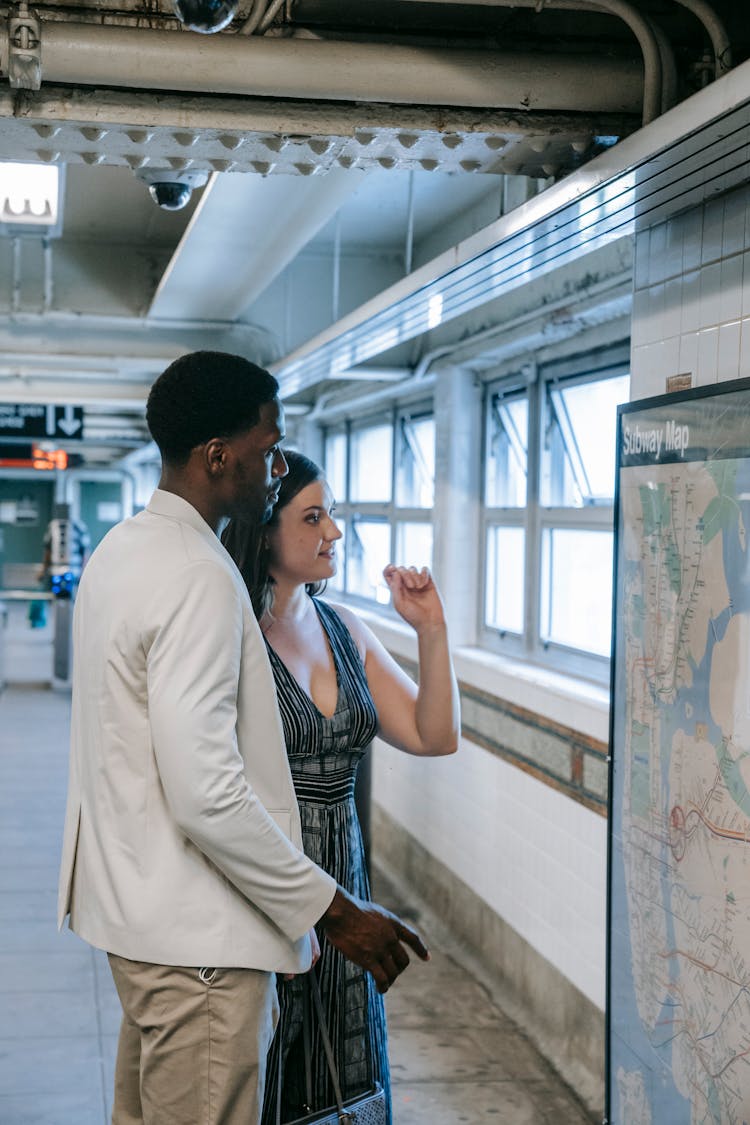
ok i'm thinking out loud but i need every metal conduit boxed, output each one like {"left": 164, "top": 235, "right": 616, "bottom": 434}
{"left": 673, "top": 0, "right": 732, "bottom": 77}
{"left": 239, "top": 0, "right": 284, "bottom": 36}
{"left": 0, "top": 20, "right": 644, "bottom": 114}
{"left": 646, "top": 14, "right": 679, "bottom": 114}
{"left": 543, "top": 0, "right": 663, "bottom": 123}
{"left": 380, "top": 0, "right": 664, "bottom": 124}
{"left": 238, "top": 0, "right": 266, "bottom": 35}
{"left": 389, "top": 0, "right": 732, "bottom": 119}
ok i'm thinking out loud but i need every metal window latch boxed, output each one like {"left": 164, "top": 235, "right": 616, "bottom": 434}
{"left": 8, "top": 2, "right": 42, "bottom": 91}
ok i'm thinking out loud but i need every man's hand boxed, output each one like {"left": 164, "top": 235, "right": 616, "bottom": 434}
{"left": 283, "top": 927, "right": 320, "bottom": 981}
{"left": 319, "top": 887, "right": 429, "bottom": 993}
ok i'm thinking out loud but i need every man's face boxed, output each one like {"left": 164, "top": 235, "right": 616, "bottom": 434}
{"left": 223, "top": 398, "right": 287, "bottom": 522}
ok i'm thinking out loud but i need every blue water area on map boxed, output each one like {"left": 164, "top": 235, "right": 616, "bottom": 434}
{"left": 720, "top": 464, "right": 750, "bottom": 616}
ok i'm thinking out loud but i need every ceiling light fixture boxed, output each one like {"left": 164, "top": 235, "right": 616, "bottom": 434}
{"left": 0, "top": 161, "right": 63, "bottom": 237}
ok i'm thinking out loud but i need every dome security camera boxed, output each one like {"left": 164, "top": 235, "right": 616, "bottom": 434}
{"left": 172, "top": 0, "right": 238, "bottom": 33}
{"left": 134, "top": 169, "right": 209, "bottom": 211}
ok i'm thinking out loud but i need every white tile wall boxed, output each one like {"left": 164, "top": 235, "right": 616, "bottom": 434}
{"left": 631, "top": 184, "right": 750, "bottom": 397}
{"left": 372, "top": 733, "right": 608, "bottom": 1011}
{"left": 358, "top": 604, "right": 610, "bottom": 1009}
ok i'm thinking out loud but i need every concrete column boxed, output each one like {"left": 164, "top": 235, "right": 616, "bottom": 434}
{"left": 431, "top": 365, "right": 482, "bottom": 647}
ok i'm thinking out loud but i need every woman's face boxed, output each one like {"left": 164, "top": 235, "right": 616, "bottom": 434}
{"left": 267, "top": 477, "right": 342, "bottom": 586}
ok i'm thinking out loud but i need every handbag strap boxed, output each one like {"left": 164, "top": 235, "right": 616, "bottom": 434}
{"left": 308, "top": 970, "right": 348, "bottom": 1116}
{"left": 275, "top": 969, "right": 349, "bottom": 1125}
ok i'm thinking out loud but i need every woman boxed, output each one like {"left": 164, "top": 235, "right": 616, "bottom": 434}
{"left": 222, "top": 450, "right": 459, "bottom": 1125}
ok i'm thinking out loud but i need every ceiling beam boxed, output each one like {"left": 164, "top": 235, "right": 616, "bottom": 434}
{"left": 0, "top": 86, "right": 635, "bottom": 180}
{"left": 0, "top": 377, "right": 149, "bottom": 408}
{"left": 148, "top": 169, "right": 365, "bottom": 320}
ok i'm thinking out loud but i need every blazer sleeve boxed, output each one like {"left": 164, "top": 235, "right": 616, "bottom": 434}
{"left": 145, "top": 558, "right": 336, "bottom": 942}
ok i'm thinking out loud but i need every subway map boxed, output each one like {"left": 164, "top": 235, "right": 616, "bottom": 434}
{"left": 610, "top": 383, "right": 750, "bottom": 1125}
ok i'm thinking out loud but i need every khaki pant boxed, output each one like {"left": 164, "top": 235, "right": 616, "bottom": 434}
{"left": 108, "top": 954, "right": 280, "bottom": 1125}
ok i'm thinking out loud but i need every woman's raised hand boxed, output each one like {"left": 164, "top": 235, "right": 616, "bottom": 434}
{"left": 382, "top": 565, "right": 446, "bottom": 632}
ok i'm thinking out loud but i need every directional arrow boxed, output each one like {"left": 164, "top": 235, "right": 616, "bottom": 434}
{"left": 57, "top": 405, "right": 82, "bottom": 437}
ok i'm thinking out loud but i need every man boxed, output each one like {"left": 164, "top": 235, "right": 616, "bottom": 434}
{"left": 58, "top": 351, "right": 428, "bottom": 1125}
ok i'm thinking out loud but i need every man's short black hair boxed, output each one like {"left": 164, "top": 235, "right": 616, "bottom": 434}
{"left": 146, "top": 351, "right": 280, "bottom": 464}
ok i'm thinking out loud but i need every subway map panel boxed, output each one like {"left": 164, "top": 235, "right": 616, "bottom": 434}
{"left": 609, "top": 382, "right": 750, "bottom": 1125}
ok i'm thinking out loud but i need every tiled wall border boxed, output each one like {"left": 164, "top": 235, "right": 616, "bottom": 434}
{"left": 398, "top": 655, "right": 609, "bottom": 815}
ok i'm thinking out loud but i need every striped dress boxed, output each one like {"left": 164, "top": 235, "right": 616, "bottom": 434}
{"left": 261, "top": 598, "right": 392, "bottom": 1125}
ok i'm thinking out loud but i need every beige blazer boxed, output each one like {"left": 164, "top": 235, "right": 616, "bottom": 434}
{"left": 58, "top": 489, "right": 335, "bottom": 971}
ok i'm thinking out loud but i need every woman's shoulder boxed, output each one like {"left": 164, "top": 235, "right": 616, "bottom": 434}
{"left": 317, "top": 597, "right": 358, "bottom": 631}
{"left": 317, "top": 599, "right": 369, "bottom": 658}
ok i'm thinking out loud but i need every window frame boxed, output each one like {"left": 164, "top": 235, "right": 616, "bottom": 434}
{"left": 480, "top": 348, "right": 629, "bottom": 682}
{"left": 324, "top": 401, "right": 435, "bottom": 610}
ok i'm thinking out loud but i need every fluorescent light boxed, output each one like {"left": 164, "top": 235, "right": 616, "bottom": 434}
{"left": 427, "top": 293, "right": 443, "bottom": 329}
{"left": 0, "top": 162, "right": 61, "bottom": 232}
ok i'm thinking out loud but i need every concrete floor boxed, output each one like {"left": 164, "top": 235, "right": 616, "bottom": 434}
{"left": 0, "top": 684, "right": 593, "bottom": 1124}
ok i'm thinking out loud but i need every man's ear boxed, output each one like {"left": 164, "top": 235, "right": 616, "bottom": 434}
{"left": 204, "top": 438, "right": 228, "bottom": 476}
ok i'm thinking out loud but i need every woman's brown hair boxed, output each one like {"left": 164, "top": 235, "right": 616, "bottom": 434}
{"left": 221, "top": 448, "right": 326, "bottom": 619}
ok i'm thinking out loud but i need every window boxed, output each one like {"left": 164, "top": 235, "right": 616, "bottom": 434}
{"left": 350, "top": 424, "right": 392, "bottom": 503}
{"left": 485, "top": 525, "right": 526, "bottom": 635}
{"left": 324, "top": 406, "right": 435, "bottom": 605}
{"left": 396, "top": 414, "right": 435, "bottom": 508}
{"left": 542, "top": 373, "right": 628, "bottom": 506}
{"left": 323, "top": 353, "right": 626, "bottom": 679}
{"left": 485, "top": 393, "right": 528, "bottom": 508}
{"left": 482, "top": 380, "right": 528, "bottom": 642}
{"left": 348, "top": 519, "right": 391, "bottom": 603}
{"left": 325, "top": 431, "right": 347, "bottom": 503}
{"left": 481, "top": 356, "right": 629, "bottom": 677}
{"left": 327, "top": 518, "right": 346, "bottom": 593}
{"left": 540, "top": 528, "right": 613, "bottom": 656}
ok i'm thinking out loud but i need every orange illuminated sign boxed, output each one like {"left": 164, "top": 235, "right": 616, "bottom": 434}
{"left": 0, "top": 445, "right": 68, "bottom": 470}
{"left": 33, "top": 447, "right": 68, "bottom": 470}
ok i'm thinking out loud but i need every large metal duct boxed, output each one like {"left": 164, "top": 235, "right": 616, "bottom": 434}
{"left": 0, "top": 19, "right": 644, "bottom": 115}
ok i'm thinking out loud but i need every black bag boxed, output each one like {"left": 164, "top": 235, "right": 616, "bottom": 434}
{"left": 277, "top": 971, "right": 387, "bottom": 1125}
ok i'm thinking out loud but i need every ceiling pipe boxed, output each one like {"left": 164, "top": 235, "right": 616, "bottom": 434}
{"left": 256, "top": 0, "right": 285, "bottom": 34}
{"left": 672, "top": 0, "right": 732, "bottom": 78}
{"left": 238, "top": 0, "right": 268, "bottom": 35}
{"left": 0, "top": 20, "right": 644, "bottom": 115}
{"left": 370, "top": 0, "right": 664, "bottom": 124}
{"left": 304, "top": 346, "right": 454, "bottom": 424}
{"left": 508, "top": 2, "right": 664, "bottom": 125}
{"left": 646, "top": 14, "right": 678, "bottom": 114}
{"left": 238, "top": 0, "right": 284, "bottom": 35}
{"left": 307, "top": 374, "right": 437, "bottom": 425}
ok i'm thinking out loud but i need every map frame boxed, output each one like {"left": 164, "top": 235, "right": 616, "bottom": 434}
{"left": 607, "top": 374, "right": 750, "bottom": 1125}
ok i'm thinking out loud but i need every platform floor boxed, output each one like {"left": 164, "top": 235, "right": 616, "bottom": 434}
{"left": 0, "top": 685, "right": 593, "bottom": 1124}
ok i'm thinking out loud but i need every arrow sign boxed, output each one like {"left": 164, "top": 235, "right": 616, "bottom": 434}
{"left": 0, "top": 403, "right": 84, "bottom": 440}
{"left": 44, "top": 404, "right": 84, "bottom": 439}
{"left": 57, "top": 405, "right": 83, "bottom": 437}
